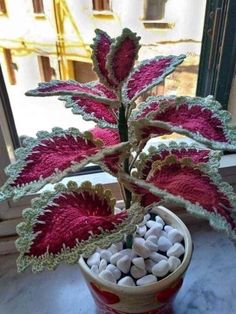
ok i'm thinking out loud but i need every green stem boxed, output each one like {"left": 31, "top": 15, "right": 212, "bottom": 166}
{"left": 118, "top": 104, "right": 132, "bottom": 209}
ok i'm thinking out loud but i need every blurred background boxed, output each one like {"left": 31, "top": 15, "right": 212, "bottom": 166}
{"left": 0, "top": 0, "right": 207, "bottom": 138}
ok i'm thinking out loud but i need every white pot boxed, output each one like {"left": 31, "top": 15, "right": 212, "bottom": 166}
{"left": 78, "top": 206, "right": 192, "bottom": 314}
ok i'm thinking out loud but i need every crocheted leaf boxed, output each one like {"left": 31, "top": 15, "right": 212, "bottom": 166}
{"left": 89, "top": 127, "right": 120, "bottom": 146}
{"left": 60, "top": 95, "right": 118, "bottom": 129}
{"left": 120, "top": 156, "right": 236, "bottom": 241}
{"left": 131, "top": 96, "right": 236, "bottom": 151}
{"left": 88, "top": 127, "right": 129, "bottom": 176}
{"left": 26, "top": 80, "right": 118, "bottom": 106}
{"left": 107, "top": 28, "right": 141, "bottom": 85}
{"left": 136, "top": 142, "right": 221, "bottom": 180}
{"left": 0, "top": 128, "right": 128, "bottom": 201}
{"left": 122, "top": 55, "right": 185, "bottom": 105}
{"left": 91, "top": 29, "right": 117, "bottom": 89}
{"left": 129, "top": 95, "right": 171, "bottom": 120}
{"left": 16, "top": 181, "right": 144, "bottom": 272}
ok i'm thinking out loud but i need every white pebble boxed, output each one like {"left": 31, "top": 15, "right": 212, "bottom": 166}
{"left": 152, "top": 260, "right": 170, "bottom": 277}
{"left": 121, "top": 248, "right": 136, "bottom": 258}
{"left": 130, "top": 265, "right": 147, "bottom": 279}
{"left": 110, "top": 252, "right": 124, "bottom": 265}
{"left": 158, "top": 236, "right": 172, "bottom": 252}
{"left": 168, "top": 229, "right": 184, "bottom": 244}
{"left": 114, "top": 207, "right": 122, "bottom": 214}
{"left": 168, "top": 256, "right": 181, "bottom": 272}
{"left": 98, "top": 259, "right": 107, "bottom": 273}
{"left": 144, "top": 213, "right": 151, "bottom": 221}
{"left": 118, "top": 276, "right": 135, "bottom": 286}
{"left": 132, "top": 257, "right": 145, "bottom": 270}
{"left": 149, "top": 252, "right": 167, "bottom": 263}
{"left": 110, "top": 242, "right": 123, "bottom": 253}
{"left": 106, "top": 264, "right": 121, "bottom": 280}
{"left": 108, "top": 244, "right": 118, "bottom": 254}
{"left": 133, "top": 238, "right": 151, "bottom": 258}
{"left": 100, "top": 250, "right": 112, "bottom": 262}
{"left": 99, "top": 270, "right": 116, "bottom": 283}
{"left": 167, "top": 243, "right": 185, "bottom": 258}
{"left": 164, "top": 225, "right": 174, "bottom": 233}
{"left": 144, "top": 224, "right": 162, "bottom": 239}
{"left": 96, "top": 247, "right": 103, "bottom": 253}
{"left": 155, "top": 216, "right": 165, "bottom": 226}
{"left": 145, "top": 235, "right": 159, "bottom": 251}
{"left": 145, "top": 259, "right": 156, "bottom": 273}
{"left": 139, "top": 214, "right": 151, "bottom": 226}
{"left": 91, "top": 265, "right": 99, "bottom": 275}
{"left": 87, "top": 252, "right": 100, "bottom": 267}
{"left": 136, "top": 275, "right": 157, "bottom": 286}
{"left": 137, "top": 225, "right": 147, "bottom": 236}
{"left": 146, "top": 220, "right": 157, "bottom": 229}
{"left": 117, "top": 255, "right": 131, "bottom": 274}
{"left": 160, "top": 230, "right": 168, "bottom": 238}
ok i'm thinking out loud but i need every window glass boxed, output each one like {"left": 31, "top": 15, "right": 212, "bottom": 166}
{"left": 0, "top": 0, "right": 7, "bottom": 14}
{"left": 0, "top": 0, "right": 207, "bottom": 139}
{"left": 92, "top": 0, "right": 111, "bottom": 11}
{"left": 32, "top": 0, "right": 44, "bottom": 14}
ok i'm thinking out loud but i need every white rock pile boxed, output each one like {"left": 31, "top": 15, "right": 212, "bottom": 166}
{"left": 86, "top": 211, "right": 185, "bottom": 287}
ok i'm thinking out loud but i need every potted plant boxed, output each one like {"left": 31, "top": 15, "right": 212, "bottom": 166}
{"left": 1, "top": 28, "right": 236, "bottom": 314}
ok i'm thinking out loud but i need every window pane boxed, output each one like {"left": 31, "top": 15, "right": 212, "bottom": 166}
{"left": 0, "top": 0, "right": 206, "bottom": 139}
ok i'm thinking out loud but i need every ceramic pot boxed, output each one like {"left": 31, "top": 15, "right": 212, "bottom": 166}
{"left": 78, "top": 206, "right": 192, "bottom": 314}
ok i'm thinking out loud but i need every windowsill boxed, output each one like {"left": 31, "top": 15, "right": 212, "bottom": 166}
{"left": 142, "top": 19, "right": 174, "bottom": 29}
{"left": 92, "top": 10, "right": 114, "bottom": 18}
{"left": 0, "top": 11, "right": 7, "bottom": 17}
{"left": 33, "top": 13, "right": 46, "bottom": 19}
{"left": 39, "top": 171, "right": 117, "bottom": 193}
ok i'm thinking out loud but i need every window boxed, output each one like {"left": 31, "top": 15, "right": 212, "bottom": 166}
{"left": 67, "top": 60, "right": 97, "bottom": 83}
{"left": 0, "top": 0, "right": 7, "bottom": 14}
{"left": 143, "top": 0, "right": 172, "bottom": 29}
{"left": 38, "top": 56, "right": 55, "bottom": 82}
{"left": 143, "top": 0, "right": 167, "bottom": 21}
{"left": 92, "top": 0, "right": 111, "bottom": 11}
{"left": 2, "top": 49, "right": 16, "bottom": 85}
{"left": 32, "top": 0, "right": 44, "bottom": 14}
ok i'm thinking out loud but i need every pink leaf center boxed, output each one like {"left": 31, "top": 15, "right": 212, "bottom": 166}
{"left": 29, "top": 191, "right": 127, "bottom": 256}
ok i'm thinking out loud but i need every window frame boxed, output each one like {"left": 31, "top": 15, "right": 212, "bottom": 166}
{"left": 197, "top": 0, "right": 236, "bottom": 108}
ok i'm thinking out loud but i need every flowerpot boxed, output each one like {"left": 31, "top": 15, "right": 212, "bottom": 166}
{"left": 78, "top": 206, "right": 192, "bottom": 314}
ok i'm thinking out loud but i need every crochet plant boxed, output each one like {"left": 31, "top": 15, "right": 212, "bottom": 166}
{"left": 1, "top": 28, "right": 236, "bottom": 273}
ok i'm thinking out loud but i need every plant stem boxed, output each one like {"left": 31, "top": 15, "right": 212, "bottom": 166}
{"left": 129, "top": 146, "right": 142, "bottom": 172}
{"left": 118, "top": 104, "right": 132, "bottom": 209}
